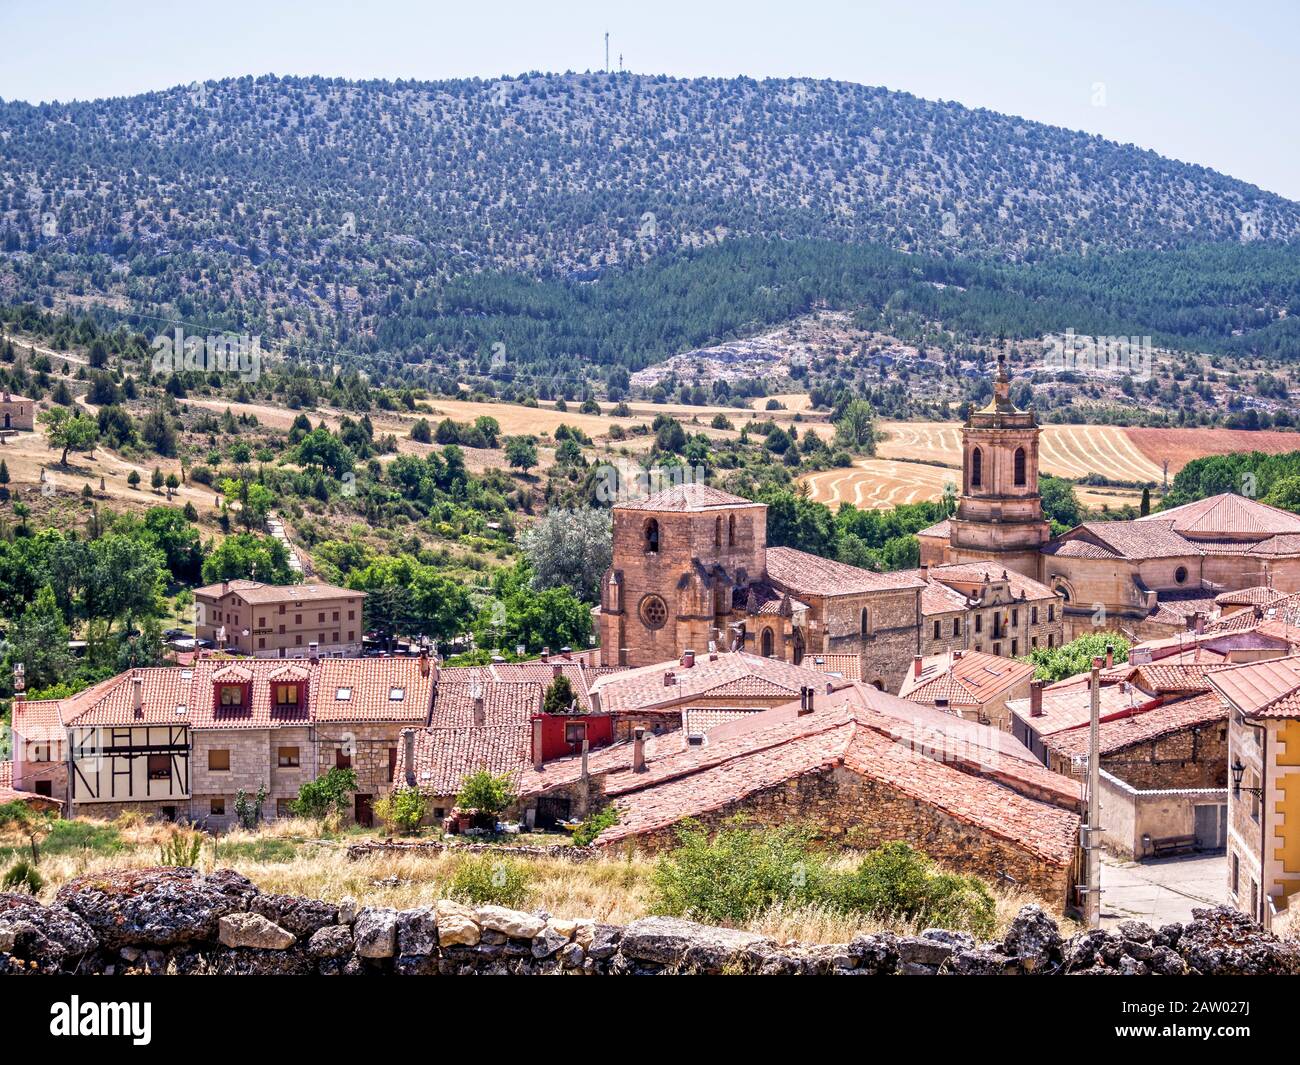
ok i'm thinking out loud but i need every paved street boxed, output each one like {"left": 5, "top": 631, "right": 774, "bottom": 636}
{"left": 1100, "top": 852, "right": 1227, "bottom": 928}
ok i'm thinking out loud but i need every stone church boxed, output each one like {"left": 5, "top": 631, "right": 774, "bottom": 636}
{"left": 917, "top": 356, "right": 1300, "bottom": 641}
{"left": 598, "top": 361, "right": 1066, "bottom": 691}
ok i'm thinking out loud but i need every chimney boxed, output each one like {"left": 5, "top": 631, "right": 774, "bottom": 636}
{"left": 418, "top": 648, "right": 430, "bottom": 678}
{"left": 309, "top": 641, "right": 319, "bottom": 664}
{"left": 532, "top": 718, "right": 545, "bottom": 771}
{"left": 920, "top": 563, "right": 929, "bottom": 580}
{"left": 580, "top": 738, "right": 590, "bottom": 781}
{"left": 590, "top": 690, "right": 602, "bottom": 714}
{"left": 1194, "top": 612, "right": 1206, "bottom": 634}
{"left": 552, "top": 663, "right": 562, "bottom": 679}
{"left": 681, "top": 649, "right": 695, "bottom": 668}
{"left": 619, "top": 647, "right": 629, "bottom": 667}
{"left": 1105, "top": 643, "right": 1114, "bottom": 669}
{"left": 132, "top": 675, "right": 144, "bottom": 716}
{"left": 473, "top": 693, "right": 486, "bottom": 727}
{"left": 1030, "top": 679, "right": 1045, "bottom": 717}
{"left": 913, "top": 654, "right": 923, "bottom": 679}
{"left": 798, "top": 686, "right": 814, "bottom": 715}
{"left": 541, "top": 647, "right": 550, "bottom": 663}
{"left": 663, "top": 670, "right": 676, "bottom": 687}
{"left": 404, "top": 730, "right": 416, "bottom": 787}
{"left": 632, "top": 727, "right": 647, "bottom": 772}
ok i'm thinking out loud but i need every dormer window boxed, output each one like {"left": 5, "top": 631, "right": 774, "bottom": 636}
{"left": 219, "top": 684, "right": 245, "bottom": 708}
{"left": 644, "top": 519, "right": 660, "bottom": 554}
{"left": 274, "top": 683, "right": 301, "bottom": 708}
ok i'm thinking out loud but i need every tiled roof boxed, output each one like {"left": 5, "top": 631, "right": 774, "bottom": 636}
{"left": 1209, "top": 656, "right": 1300, "bottom": 719}
{"left": 588, "top": 652, "right": 850, "bottom": 713}
{"left": 1068, "top": 521, "right": 1200, "bottom": 561}
{"left": 765, "top": 546, "right": 926, "bottom": 597}
{"left": 1141, "top": 493, "right": 1300, "bottom": 538}
{"left": 683, "top": 708, "right": 760, "bottom": 734}
{"left": 313, "top": 658, "right": 434, "bottom": 723}
{"left": 11, "top": 699, "right": 65, "bottom": 740}
{"left": 921, "top": 561, "right": 1058, "bottom": 601}
{"left": 1008, "top": 678, "right": 1160, "bottom": 738}
{"left": 582, "top": 685, "right": 1080, "bottom": 864}
{"left": 804, "top": 653, "right": 863, "bottom": 681}
{"left": 916, "top": 519, "right": 951, "bottom": 539}
{"left": 1045, "top": 692, "right": 1229, "bottom": 760}
{"left": 397, "top": 724, "right": 533, "bottom": 797}
{"left": 1247, "top": 534, "right": 1300, "bottom": 557}
{"left": 1041, "top": 538, "right": 1121, "bottom": 560}
{"left": 1216, "top": 586, "right": 1291, "bottom": 607}
{"left": 615, "top": 483, "right": 763, "bottom": 512}
{"left": 429, "top": 681, "right": 542, "bottom": 727}
{"left": 898, "top": 651, "right": 1035, "bottom": 707}
{"left": 1133, "top": 662, "right": 1232, "bottom": 694}
{"left": 192, "top": 579, "right": 363, "bottom": 603}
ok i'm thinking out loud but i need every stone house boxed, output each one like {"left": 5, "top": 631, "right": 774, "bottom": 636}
{"left": 194, "top": 579, "right": 367, "bottom": 658}
{"left": 0, "top": 391, "right": 34, "bottom": 431}
{"left": 897, "top": 649, "right": 1036, "bottom": 730}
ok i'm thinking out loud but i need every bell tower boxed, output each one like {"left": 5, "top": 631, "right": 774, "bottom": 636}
{"left": 946, "top": 352, "right": 1050, "bottom": 580}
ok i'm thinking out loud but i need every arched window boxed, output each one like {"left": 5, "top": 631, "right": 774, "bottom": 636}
{"left": 971, "top": 447, "right": 983, "bottom": 488}
{"left": 644, "top": 519, "right": 660, "bottom": 554}
{"left": 1014, "top": 447, "right": 1027, "bottom": 487}
{"left": 791, "top": 628, "right": 805, "bottom": 665}
{"left": 728, "top": 514, "right": 737, "bottom": 546}
{"left": 714, "top": 517, "right": 722, "bottom": 547}
{"left": 860, "top": 607, "right": 870, "bottom": 638}
{"left": 760, "top": 628, "right": 774, "bottom": 658}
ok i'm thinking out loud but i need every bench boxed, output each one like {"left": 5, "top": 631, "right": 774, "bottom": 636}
{"left": 1147, "top": 834, "right": 1198, "bottom": 858}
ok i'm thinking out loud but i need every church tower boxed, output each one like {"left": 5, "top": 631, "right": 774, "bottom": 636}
{"left": 945, "top": 352, "right": 1051, "bottom": 580}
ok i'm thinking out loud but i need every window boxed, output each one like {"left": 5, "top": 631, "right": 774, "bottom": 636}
{"left": 1031, "top": 606, "right": 1038, "bottom": 625}
{"left": 644, "top": 519, "right": 660, "bottom": 554}
{"left": 32, "top": 743, "right": 51, "bottom": 762}
{"left": 332, "top": 611, "right": 339, "bottom": 622}
{"left": 348, "top": 610, "right": 355, "bottom": 621}
{"left": 348, "top": 631, "right": 355, "bottom": 642}
{"left": 147, "top": 754, "right": 170, "bottom": 781}
{"left": 336, "top": 687, "right": 352, "bottom": 701}
{"left": 1174, "top": 566, "right": 1188, "bottom": 584}
{"left": 1048, "top": 605, "right": 1056, "bottom": 620}
{"left": 860, "top": 608, "right": 870, "bottom": 638}
{"left": 277, "top": 746, "right": 300, "bottom": 768}
{"left": 336, "top": 748, "right": 352, "bottom": 769}
{"left": 209, "top": 749, "right": 231, "bottom": 772}
{"left": 210, "top": 797, "right": 226, "bottom": 816}
{"left": 1031, "top": 636, "right": 1038, "bottom": 649}
{"left": 296, "top": 634, "right": 302, "bottom": 646}
{"left": 258, "top": 638, "right": 266, "bottom": 649}
{"left": 1232, "top": 852, "right": 1240, "bottom": 896}
{"left": 318, "top": 612, "right": 325, "bottom": 623}
{"left": 565, "top": 722, "right": 587, "bottom": 745}
{"left": 389, "top": 687, "right": 405, "bottom": 702}
{"left": 35, "top": 781, "right": 52, "bottom": 796}
{"left": 1014, "top": 447, "right": 1026, "bottom": 487}
{"left": 295, "top": 614, "right": 302, "bottom": 624}
{"left": 933, "top": 620, "right": 941, "bottom": 640}
{"left": 219, "top": 685, "right": 244, "bottom": 707}
{"left": 275, "top": 683, "right": 300, "bottom": 708}
{"left": 639, "top": 595, "right": 668, "bottom": 630}
{"left": 975, "top": 615, "right": 982, "bottom": 633}
{"left": 714, "top": 517, "right": 722, "bottom": 546}
{"left": 760, "top": 628, "right": 774, "bottom": 658}
{"left": 1048, "top": 634, "right": 1055, "bottom": 649}
{"left": 1011, "top": 640, "right": 1018, "bottom": 656}
{"left": 971, "top": 447, "right": 983, "bottom": 488}
{"left": 728, "top": 514, "right": 737, "bottom": 546}
{"left": 993, "top": 643, "right": 1002, "bottom": 656}
{"left": 953, "top": 618, "right": 961, "bottom": 637}
{"left": 1012, "top": 609, "right": 1019, "bottom": 626}
{"left": 279, "top": 605, "right": 285, "bottom": 614}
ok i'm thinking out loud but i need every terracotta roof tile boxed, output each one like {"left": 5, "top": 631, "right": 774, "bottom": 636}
{"left": 765, "top": 546, "right": 926, "bottom": 596}
{"left": 1141, "top": 494, "right": 1300, "bottom": 538}
{"left": 898, "top": 651, "right": 1034, "bottom": 706}
{"left": 429, "top": 681, "right": 542, "bottom": 727}
{"left": 1067, "top": 521, "right": 1200, "bottom": 561}
{"left": 615, "top": 483, "right": 763, "bottom": 512}
{"left": 313, "top": 658, "right": 433, "bottom": 723}
{"left": 398, "top": 725, "right": 533, "bottom": 797}
{"left": 193, "top": 579, "right": 365, "bottom": 604}
{"left": 1209, "top": 655, "right": 1300, "bottom": 719}
{"left": 1045, "top": 692, "right": 1228, "bottom": 760}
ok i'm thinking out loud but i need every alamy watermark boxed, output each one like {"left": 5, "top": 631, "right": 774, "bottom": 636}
{"left": 594, "top": 460, "right": 707, "bottom": 505}
{"left": 1041, "top": 329, "right": 1152, "bottom": 382}
{"left": 151, "top": 328, "right": 262, "bottom": 381}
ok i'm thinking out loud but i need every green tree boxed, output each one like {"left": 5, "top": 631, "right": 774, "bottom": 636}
{"left": 4, "top": 586, "right": 74, "bottom": 693}
{"left": 505, "top": 435, "right": 538, "bottom": 474}
{"left": 520, "top": 507, "right": 612, "bottom": 604}
{"left": 291, "top": 767, "right": 357, "bottom": 823}
{"left": 201, "top": 533, "right": 296, "bottom": 585}
{"left": 456, "top": 770, "right": 516, "bottom": 826}
{"left": 543, "top": 674, "right": 576, "bottom": 714}
{"left": 833, "top": 399, "right": 877, "bottom": 454}
{"left": 38, "top": 407, "right": 99, "bottom": 465}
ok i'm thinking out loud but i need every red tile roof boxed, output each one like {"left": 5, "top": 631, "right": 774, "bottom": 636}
{"left": 916, "top": 519, "right": 951, "bottom": 539}
{"left": 615, "top": 483, "right": 763, "bottom": 512}
{"left": 193, "top": 579, "right": 364, "bottom": 603}
{"left": 1066, "top": 521, "right": 1200, "bottom": 561}
{"left": 429, "top": 681, "right": 542, "bottom": 727}
{"left": 898, "top": 651, "right": 1034, "bottom": 707}
{"left": 1008, "top": 677, "right": 1160, "bottom": 737}
{"left": 920, "top": 561, "right": 1058, "bottom": 601}
{"left": 1209, "top": 656, "right": 1300, "bottom": 719}
{"left": 1140, "top": 494, "right": 1300, "bottom": 538}
{"left": 804, "top": 653, "right": 863, "bottom": 681}
{"left": 1044, "top": 691, "right": 1229, "bottom": 760}
{"left": 313, "top": 658, "right": 433, "bottom": 723}
{"left": 765, "top": 546, "right": 926, "bottom": 597}
{"left": 398, "top": 724, "right": 534, "bottom": 797}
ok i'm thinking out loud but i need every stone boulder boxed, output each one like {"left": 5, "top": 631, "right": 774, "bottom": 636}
{"left": 476, "top": 905, "right": 546, "bottom": 939}
{"left": 620, "top": 916, "right": 775, "bottom": 972}
{"left": 249, "top": 894, "right": 338, "bottom": 938}
{"left": 218, "top": 912, "right": 296, "bottom": 950}
{"left": 1002, "top": 905, "right": 1064, "bottom": 972}
{"left": 1176, "top": 906, "right": 1300, "bottom": 976}
{"left": 353, "top": 908, "right": 399, "bottom": 959}
{"left": 396, "top": 907, "right": 439, "bottom": 956}
{"left": 55, "top": 868, "right": 256, "bottom": 950}
{"left": 0, "top": 893, "right": 98, "bottom": 973}
{"left": 307, "top": 925, "right": 355, "bottom": 959}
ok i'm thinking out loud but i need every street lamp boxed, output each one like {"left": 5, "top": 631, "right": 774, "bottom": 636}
{"left": 1231, "top": 757, "right": 1263, "bottom": 798}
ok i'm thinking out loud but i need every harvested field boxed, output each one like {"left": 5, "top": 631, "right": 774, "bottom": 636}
{"left": 1126, "top": 427, "right": 1300, "bottom": 472}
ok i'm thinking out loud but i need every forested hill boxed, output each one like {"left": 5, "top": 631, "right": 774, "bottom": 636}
{"left": 2, "top": 71, "right": 1298, "bottom": 339}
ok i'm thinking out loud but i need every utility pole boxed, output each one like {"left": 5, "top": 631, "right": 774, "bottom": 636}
{"left": 1085, "top": 653, "right": 1104, "bottom": 928}
{"left": 605, "top": 32, "right": 610, "bottom": 73}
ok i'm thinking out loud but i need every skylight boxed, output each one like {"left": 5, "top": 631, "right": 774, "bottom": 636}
{"left": 389, "top": 687, "right": 405, "bottom": 701}
{"left": 336, "top": 687, "right": 352, "bottom": 701}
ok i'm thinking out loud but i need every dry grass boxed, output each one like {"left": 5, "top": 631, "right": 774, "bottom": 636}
{"left": 5, "top": 816, "right": 1073, "bottom": 945}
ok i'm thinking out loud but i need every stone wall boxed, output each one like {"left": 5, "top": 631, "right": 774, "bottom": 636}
{"left": 4, "top": 867, "right": 1297, "bottom": 976}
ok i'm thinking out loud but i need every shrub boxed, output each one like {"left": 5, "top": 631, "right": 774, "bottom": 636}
{"left": 2, "top": 858, "right": 44, "bottom": 894}
{"left": 571, "top": 805, "right": 619, "bottom": 847}
{"left": 291, "top": 767, "right": 357, "bottom": 823}
{"left": 234, "top": 784, "right": 268, "bottom": 830}
{"left": 374, "top": 786, "right": 429, "bottom": 835}
{"left": 447, "top": 854, "right": 531, "bottom": 908}
{"left": 650, "top": 820, "right": 835, "bottom": 924}
{"left": 835, "top": 841, "right": 997, "bottom": 937}
{"left": 159, "top": 829, "right": 205, "bottom": 868}
{"left": 456, "top": 770, "right": 516, "bottom": 825}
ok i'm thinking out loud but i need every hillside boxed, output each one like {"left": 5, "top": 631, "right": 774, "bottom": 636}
{"left": 2, "top": 73, "right": 1299, "bottom": 357}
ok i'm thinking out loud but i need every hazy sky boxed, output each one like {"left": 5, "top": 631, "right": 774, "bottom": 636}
{"left": 2, "top": 0, "right": 1296, "bottom": 199}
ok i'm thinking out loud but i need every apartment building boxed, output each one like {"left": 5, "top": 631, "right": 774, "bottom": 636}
{"left": 194, "top": 579, "right": 367, "bottom": 658}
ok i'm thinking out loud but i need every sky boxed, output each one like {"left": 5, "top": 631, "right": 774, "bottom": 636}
{"left": 2, "top": 0, "right": 1296, "bottom": 199}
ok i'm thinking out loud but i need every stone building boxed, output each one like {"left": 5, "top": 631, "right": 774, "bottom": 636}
{"left": 0, "top": 391, "right": 34, "bottom": 431}
{"left": 194, "top": 579, "right": 367, "bottom": 658}
{"left": 916, "top": 362, "right": 1300, "bottom": 644}
{"left": 597, "top": 480, "right": 1062, "bottom": 693}
{"left": 1212, "top": 655, "right": 1300, "bottom": 929}
{"left": 515, "top": 683, "right": 1083, "bottom": 907}
{"left": 897, "top": 649, "right": 1036, "bottom": 730}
